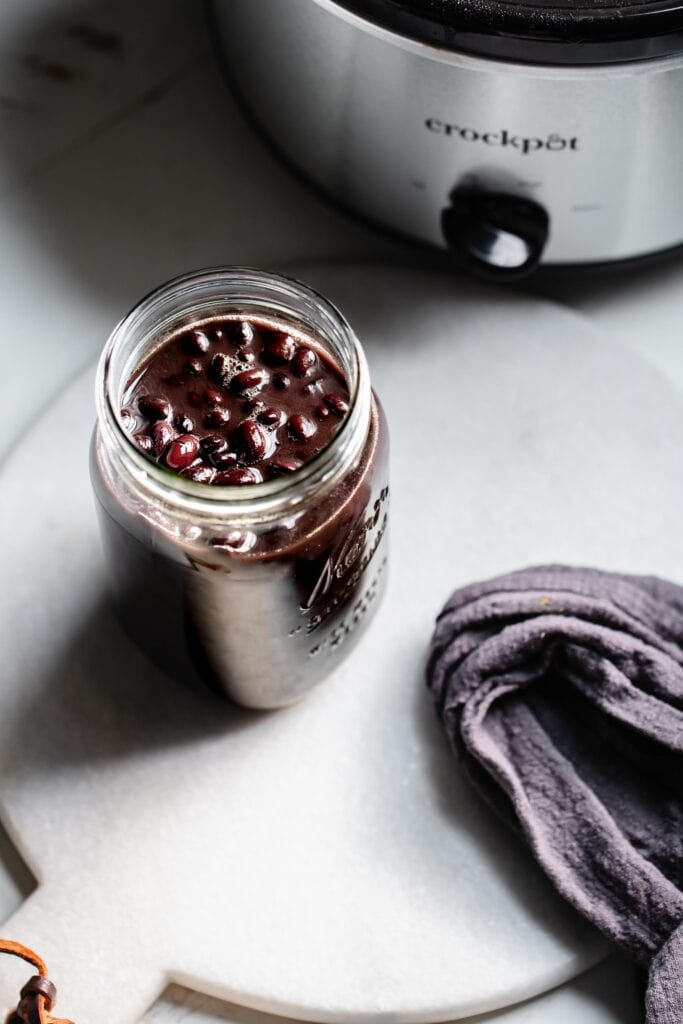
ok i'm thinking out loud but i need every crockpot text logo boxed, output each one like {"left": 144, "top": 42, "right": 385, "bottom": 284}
{"left": 425, "top": 118, "right": 579, "bottom": 155}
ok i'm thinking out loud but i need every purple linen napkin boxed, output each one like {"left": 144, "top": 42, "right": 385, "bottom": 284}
{"left": 427, "top": 566, "right": 683, "bottom": 1024}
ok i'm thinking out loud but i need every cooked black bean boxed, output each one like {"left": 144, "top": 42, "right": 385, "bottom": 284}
{"left": 126, "top": 316, "right": 349, "bottom": 485}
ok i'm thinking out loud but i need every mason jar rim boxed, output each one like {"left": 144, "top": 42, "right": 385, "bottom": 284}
{"left": 95, "top": 267, "right": 372, "bottom": 523}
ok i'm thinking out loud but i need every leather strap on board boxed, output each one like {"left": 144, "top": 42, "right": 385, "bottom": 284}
{"left": 0, "top": 941, "right": 73, "bottom": 1024}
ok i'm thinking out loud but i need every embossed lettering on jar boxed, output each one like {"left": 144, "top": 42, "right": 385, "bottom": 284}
{"left": 90, "top": 268, "right": 389, "bottom": 709}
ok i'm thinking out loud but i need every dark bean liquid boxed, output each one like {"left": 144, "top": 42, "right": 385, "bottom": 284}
{"left": 122, "top": 317, "right": 351, "bottom": 485}
{"left": 93, "top": 314, "right": 389, "bottom": 708}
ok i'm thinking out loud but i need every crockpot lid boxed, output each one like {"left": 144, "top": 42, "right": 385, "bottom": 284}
{"left": 334, "top": 0, "right": 683, "bottom": 63}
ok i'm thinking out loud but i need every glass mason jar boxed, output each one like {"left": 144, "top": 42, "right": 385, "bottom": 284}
{"left": 91, "top": 268, "right": 389, "bottom": 709}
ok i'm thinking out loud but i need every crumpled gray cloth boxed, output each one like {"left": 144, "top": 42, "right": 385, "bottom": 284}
{"left": 427, "top": 566, "right": 683, "bottom": 1024}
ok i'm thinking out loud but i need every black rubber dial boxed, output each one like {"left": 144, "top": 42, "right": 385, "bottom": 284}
{"left": 441, "top": 189, "right": 550, "bottom": 280}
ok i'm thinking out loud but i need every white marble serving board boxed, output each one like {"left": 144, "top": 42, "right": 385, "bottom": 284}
{"left": 142, "top": 953, "right": 641, "bottom": 1024}
{"left": 2, "top": 265, "right": 682, "bottom": 1024}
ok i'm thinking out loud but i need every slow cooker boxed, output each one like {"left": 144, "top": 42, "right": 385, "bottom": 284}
{"left": 210, "top": 0, "right": 683, "bottom": 279}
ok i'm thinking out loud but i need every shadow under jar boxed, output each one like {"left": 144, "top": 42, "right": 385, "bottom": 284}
{"left": 91, "top": 268, "right": 389, "bottom": 709}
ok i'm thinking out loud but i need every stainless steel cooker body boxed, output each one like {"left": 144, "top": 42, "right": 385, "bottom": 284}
{"left": 212, "top": 0, "right": 683, "bottom": 273}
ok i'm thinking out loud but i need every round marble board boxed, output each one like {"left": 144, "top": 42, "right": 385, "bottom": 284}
{"left": 1, "top": 265, "right": 681, "bottom": 1024}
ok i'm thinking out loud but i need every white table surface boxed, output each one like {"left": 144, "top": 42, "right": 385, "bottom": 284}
{"left": 0, "top": 1, "right": 679, "bottom": 1021}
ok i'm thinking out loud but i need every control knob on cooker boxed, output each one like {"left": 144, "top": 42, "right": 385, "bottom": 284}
{"left": 441, "top": 188, "right": 550, "bottom": 280}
